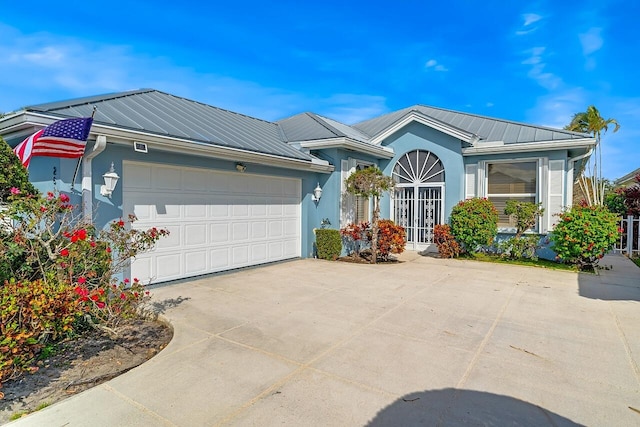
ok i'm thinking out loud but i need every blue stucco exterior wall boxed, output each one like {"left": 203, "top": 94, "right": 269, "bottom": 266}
{"left": 377, "top": 122, "right": 465, "bottom": 221}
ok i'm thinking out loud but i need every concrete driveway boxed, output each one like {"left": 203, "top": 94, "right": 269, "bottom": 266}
{"left": 9, "top": 254, "right": 640, "bottom": 426}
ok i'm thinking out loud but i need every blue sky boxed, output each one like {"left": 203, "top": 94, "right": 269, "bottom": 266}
{"left": 1, "top": 0, "right": 638, "bottom": 179}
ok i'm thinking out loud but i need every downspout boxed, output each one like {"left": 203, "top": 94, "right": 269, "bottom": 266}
{"left": 567, "top": 148, "right": 593, "bottom": 208}
{"left": 82, "top": 135, "right": 107, "bottom": 222}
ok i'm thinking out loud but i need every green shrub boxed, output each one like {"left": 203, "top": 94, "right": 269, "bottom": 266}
{"left": 0, "top": 137, "right": 38, "bottom": 202}
{"left": 604, "top": 189, "right": 626, "bottom": 216}
{"left": 550, "top": 204, "right": 620, "bottom": 269}
{"left": 504, "top": 200, "right": 544, "bottom": 237}
{"left": 450, "top": 198, "right": 498, "bottom": 253}
{"left": 315, "top": 229, "right": 342, "bottom": 260}
{"left": 433, "top": 224, "right": 461, "bottom": 258}
{"left": 498, "top": 235, "right": 540, "bottom": 260}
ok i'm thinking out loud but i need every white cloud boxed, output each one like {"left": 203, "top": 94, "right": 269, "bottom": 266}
{"left": 516, "top": 13, "right": 542, "bottom": 35}
{"left": 425, "top": 59, "right": 448, "bottom": 72}
{"left": 523, "top": 13, "right": 542, "bottom": 26}
{"left": 486, "top": 102, "right": 494, "bottom": 107}
{"left": 521, "top": 47, "right": 562, "bottom": 90}
{"left": 579, "top": 27, "right": 603, "bottom": 55}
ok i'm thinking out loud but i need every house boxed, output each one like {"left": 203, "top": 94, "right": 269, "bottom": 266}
{"left": 0, "top": 89, "right": 595, "bottom": 283}
{"left": 615, "top": 167, "right": 640, "bottom": 188}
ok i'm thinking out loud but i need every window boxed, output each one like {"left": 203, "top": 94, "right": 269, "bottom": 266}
{"left": 487, "top": 161, "right": 537, "bottom": 228}
{"left": 354, "top": 163, "right": 371, "bottom": 223}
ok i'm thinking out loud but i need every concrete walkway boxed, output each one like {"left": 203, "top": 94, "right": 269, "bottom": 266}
{"left": 7, "top": 254, "right": 640, "bottom": 426}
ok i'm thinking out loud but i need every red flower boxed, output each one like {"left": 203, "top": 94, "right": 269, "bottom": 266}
{"left": 120, "top": 292, "right": 127, "bottom": 300}
{"left": 60, "top": 248, "right": 69, "bottom": 257}
{"left": 90, "top": 241, "right": 97, "bottom": 248}
{"left": 59, "top": 193, "right": 70, "bottom": 203}
{"left": 106, "top": 246, "right": 112, "bottom": 254}
{"left": 47, "top": 192, "right": 54, "bottom": 200}
{"left": 118, "top": 219, "right": 125, "bottom": 227}
{"left": 90, "top": 294, "right": 99, "bottom": 301}
{"left": 96, "top": 302, "right": 105, "bottom": 309}
{"left": 124, "top": 278, "right": 130, "bottom": 284}
{"left": 78, "top": 277, "right": 86, "bottom": 284}
{"left": 40, "top": 206, "right": 47, "bottom": 212}
{"left": 71, "top": 235, "right": 78, "bottom": 243}
{"left": 77, "top": 229, "right": 87, "bottom": 240}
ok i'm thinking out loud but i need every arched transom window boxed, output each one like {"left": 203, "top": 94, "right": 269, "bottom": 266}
{"left": 393, "top": 150, "right": 445, "bottom": 184}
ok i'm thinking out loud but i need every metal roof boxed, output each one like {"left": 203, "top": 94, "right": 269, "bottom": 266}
{"left": 277, "top": 112, "right": 370, "bottom": 143}
{"left": 25, "top": 89, "right": 313, "bottom": 162}
{"left": 353, "top": 105, "right": 592, "bottom": 144}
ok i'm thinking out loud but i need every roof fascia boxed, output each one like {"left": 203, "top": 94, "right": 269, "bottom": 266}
{"left": 370, "top": 112, "right": 477, "bottom": 145}
{"left": 298, "top": 137, "right": 395, "bottom": 159}
{"left": 461, "top": 138, "right": 596, "bottom": 156}
{"left": 1, "top": 112, "right": 334, "bottom": 173}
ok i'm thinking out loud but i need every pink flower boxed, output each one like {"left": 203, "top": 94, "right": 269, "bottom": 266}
{"left": 124, "top": 278, "right": 130, "bottom": 284}
{"left": 59, "top": 193, "right": 70, "bottom": 203}
{"left": 40, "top": 206, "right": 47, "bottom": 212}
{"left": 10, "top": 187, "right": 20, "bottom": 195}
{"left": 96, "top": 302, "right": 105, "bottom": 309}
{"left": 47, "top": 192, "right": 54, "bottom": 200}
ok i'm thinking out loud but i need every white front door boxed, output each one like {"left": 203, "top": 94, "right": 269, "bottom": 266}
{"left": 392, "top": 150, "right": 445, "bottom": 251}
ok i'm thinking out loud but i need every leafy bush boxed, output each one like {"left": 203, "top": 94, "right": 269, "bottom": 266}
{"left": 376, "top": 219, "right": 406, "bottom": 260}
{"left": 622, "top": 174, "right": 640, "bottom": 216}
{"left": 1, "top": 278, "right": 84, "bottom": 382}
{"left": 0, "top": 189, "right": 168, "bottom": 385}
{"left": 315, "top": 229, "right": 342, "bottom": 260}
{"left": 604, "top": 189, "right": 626, "bottom": 216}
{"left": 499, "top": 201, "right": 543, "bottom": 260}
{"left": 550, "top": 204, "right": 621, "bottom": 269}
{"left": 340, "top": 220, "right": 405, "bottom": 261}
{"left": 450, "top": 198, "right": 498, "bottom": 253}
{"left": 340, "top": 221, "right": 370, "bottom": 256}
{"left": 433, "top": 224, "right": 461, "bottom": 258}
{"left": 0, "top": 138, "right": 38, "bottom": 202}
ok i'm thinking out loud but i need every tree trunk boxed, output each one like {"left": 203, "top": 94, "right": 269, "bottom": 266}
{"left": 371, "top": 196, "right": 380, "bottom": 264}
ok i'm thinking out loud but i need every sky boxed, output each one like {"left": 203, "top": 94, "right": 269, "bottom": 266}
{"left": 1, "top": 0, "right": 638, "bottom": 180}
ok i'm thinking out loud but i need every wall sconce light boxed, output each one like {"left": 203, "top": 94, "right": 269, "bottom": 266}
{"left": 100, "top": 162, "right": 120, "bottom": 197}
{"left": 311, "top": 182, "right": 323, "bottom": 202}
{"left": 236, "top": 163, "right": 246, "bottom": 173}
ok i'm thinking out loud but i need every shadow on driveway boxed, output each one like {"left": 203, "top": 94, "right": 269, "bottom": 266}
{"left": 578, "top": 254, "right": 640, "bottom": 301}
{"left": 366, "top": 388, "right": 583, "bottom": 426}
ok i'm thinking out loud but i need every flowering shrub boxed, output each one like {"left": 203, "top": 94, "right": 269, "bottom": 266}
{"left": 0, "top": 189, "right": 168, "bottom": 384}
{"left": 376, "top": 219, "right": 406, "bottom": 260}
{"left": 449, "top": 198, "right": 498, "bottom": 253}
{"left": 433, "top": 224, "right": 461, "bottom": 258}
{"left": 550, "top": 204, "right": 620, "bottom": 269}
{"left": 340, "top": 221, "right": 370, "bottom": 256}
{"left": 340, "top": 220, "right": 405, "bottom": 261}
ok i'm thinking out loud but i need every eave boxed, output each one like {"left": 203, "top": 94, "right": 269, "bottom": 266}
{"left": 298, "top": 137, "right": 395, "bottom": 159}
{"left": 0, "top": 112, "right": 334, "bottom": 173}
{"left": 461, "top": 138, "right": 596, "bottom": 156}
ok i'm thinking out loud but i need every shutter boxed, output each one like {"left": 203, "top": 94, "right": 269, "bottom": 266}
{"left": 547, "top": 160, "right": 565, "bottom": 231}
{"left": 340, "top": 159, "right": 356, "bottom": 226}
{"left": 465, "top": 164, "right": 477, "bottom": 198}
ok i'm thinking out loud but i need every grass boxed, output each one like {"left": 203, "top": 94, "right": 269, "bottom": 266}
{"left": 460, "top": 252, "right": 580, "bottom": 272}
{"left": 632, "top": 257, "right": 640, "bottom": 268}
{"left": 9, "top": 402, "right": 50, "bottom": 420}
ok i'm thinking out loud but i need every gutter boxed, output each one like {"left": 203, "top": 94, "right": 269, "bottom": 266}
{"left": 82, "top": 135, "right": 107, "bottom": 222}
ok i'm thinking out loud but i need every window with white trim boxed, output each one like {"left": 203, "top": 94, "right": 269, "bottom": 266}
{"left": 486, "top": 161, "right": 538, "bottom": 229}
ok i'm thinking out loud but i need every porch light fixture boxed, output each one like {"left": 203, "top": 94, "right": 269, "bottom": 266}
{"left": 311, "top": 183, "right": 323, "bottom": 202}
{"left": 236, "top": 163, "right": 246, "bottom": 173}
{"left": 100, "top": 163, "right": 120, "bottom": 198}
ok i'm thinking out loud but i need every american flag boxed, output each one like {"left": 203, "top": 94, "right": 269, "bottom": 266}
{"left": 13, "top": 117, "right": 93, "bottom": 168}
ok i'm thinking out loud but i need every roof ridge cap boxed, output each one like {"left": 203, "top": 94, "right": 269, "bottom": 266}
{"left": 305, "top": 112, "right": 345, "bottom": 138}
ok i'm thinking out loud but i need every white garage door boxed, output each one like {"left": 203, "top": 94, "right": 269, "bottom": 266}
{"left": 122, "top": 161, "right": 301, "bottom": 284}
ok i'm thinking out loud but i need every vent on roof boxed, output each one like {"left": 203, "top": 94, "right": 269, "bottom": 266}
{"left": 134, "top": 141, "right": 148, "bottom": 153}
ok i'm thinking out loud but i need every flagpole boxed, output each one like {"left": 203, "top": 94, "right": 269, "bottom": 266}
{"left": 71, "top": 107, "right": 97, "bottom": 190}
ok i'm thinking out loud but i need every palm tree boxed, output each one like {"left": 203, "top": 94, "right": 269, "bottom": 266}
{"left": 565, "top": 105, "right": 620, "bottom": 205}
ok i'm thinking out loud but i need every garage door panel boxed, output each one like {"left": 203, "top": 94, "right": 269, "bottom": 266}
{"left": 232, "top": 202, "right": 249, "bottom": 217}
{"left": 232, "top": 222, "right": 249, "bottom": 240}
{"left": 211, "top": 223, "right": 229, "bottom": 243}
{"left": 185, "top": 251, "right": 207, "bottom": 274}
{"left": 124, "top": 162, "right": 300, "bottom": 283}
{"left": 251, "top": 244, "right": 267, "bottom": 263}
{"left": 185, "top": 224, "right": 207, "bottom": 246}
{"left": 251, "top": 222, "right": 267, "bottom": 239}
{"left": 232, "top": 246, "right": 249, "bottom": 265}
{"left": 184, "top": 204, "right": 206, "bottom": 219}
{"left": 156, "top": 253, "right": 182, "bottom": 278}
{"left": 155, "top": 168, "right": 181, "bottom": 191}
{"left": 210, "top": 203, "right": 229, "bottom": 218}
